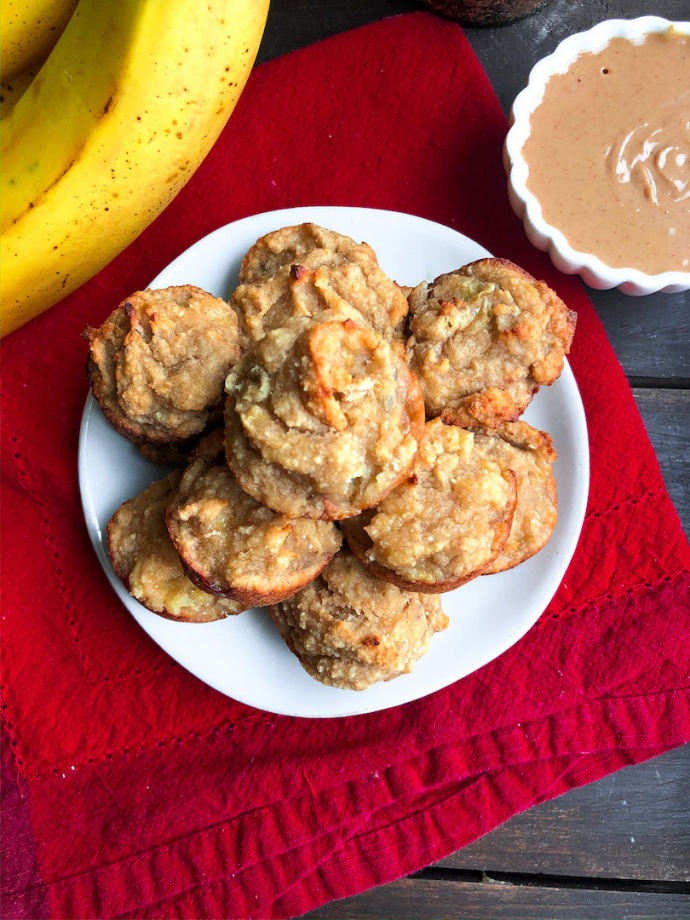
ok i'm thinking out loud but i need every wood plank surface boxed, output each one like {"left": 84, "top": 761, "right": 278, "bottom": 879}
{"left": 436, "top": 745, "right": 690, "bottom": 881}
{"left": 633, "top": 389, "right": 690, "bottom": 535}
{"left": 296, "top": 747, "right": 689, "bottom": 920}
{"left": 302, "top": 877, "right": 690, "bottom": 920}
{"left": 579, "top": 290, "right": 689, "bottom": 384}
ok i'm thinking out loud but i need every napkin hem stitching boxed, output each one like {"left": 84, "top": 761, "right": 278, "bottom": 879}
{"left": 0, "top": 682, "right": 28, "bottom": 780}
{"left": 8, "top": 712, "right": 275, "bottom": 782}
{"left": 12, "top": 688, "right": 689, "bottom": 896}
{"left": 582, "top": 486, "right": 666, "bottom": 524}
{"left": 6, "top": 433, "right": 91, "bottom": 677}
{"left": 3, "top": 570, "right": 687, "bottom": 781}
{"left": 27, "top": 742, "right": 684, "bottom": 919}
{"left": 541, "top": 567, "right": 689, "bottom": 624}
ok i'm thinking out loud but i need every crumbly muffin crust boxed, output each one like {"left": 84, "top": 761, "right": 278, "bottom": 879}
{"left": 84, "top": 285, "right": 240, "bottom": 445}
{"left": 233, "top": 247, "right": 409, "bottom": 349}
{"left": 224, "top": 315, "right": 425, "bottom": 520}
{"left": 341, "top": 418, "right": 517, "bottom": 592}
{"left": 132, "top": 437, "right": 198, "bottom": 467}
{"left": 239, "top": 222, "right": 378, "bottom": 283}
{"left": 465, "top": 420, "right": 558, "bottom": 574}
{"left": 407, "top": 259, "right": 576, "bottom": 426}
{"left": 107, "top": 470, "right": 244, "bottom": 622}
{"left": 270, "top": 550, "right": 448, "bottom": 690}
{"left": 167, "top": 430, "right": 342, "bottom": 606}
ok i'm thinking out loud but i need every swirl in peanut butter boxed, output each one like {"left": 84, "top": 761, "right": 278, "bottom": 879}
{"left": 609, "top": 111, "right": 689, "bottom": 208}
{"left": 524, "top": 29, "right": 690, "bottom": 275}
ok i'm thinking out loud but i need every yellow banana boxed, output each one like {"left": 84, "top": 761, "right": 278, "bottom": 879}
{"left": 0, "top": 57, "right": 42, "bottom": 119}
{"left": 0, "top": 0, "right": 77, "bottom": 79}
{"left": 1, "top": 0, "right": 269, "bottom": 337}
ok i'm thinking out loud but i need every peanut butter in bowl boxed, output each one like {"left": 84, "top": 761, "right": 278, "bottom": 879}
{"left": 505, "top": 17, "right": 690, "bottom": 295}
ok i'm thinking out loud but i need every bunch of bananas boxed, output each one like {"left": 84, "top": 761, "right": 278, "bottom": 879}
{"left": 0, "top": 0, "right": 270, "bottom": 337}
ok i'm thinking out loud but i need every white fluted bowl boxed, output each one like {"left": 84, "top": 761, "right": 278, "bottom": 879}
{"left": 505, "top": 16, "right": 690, "bottom": 296}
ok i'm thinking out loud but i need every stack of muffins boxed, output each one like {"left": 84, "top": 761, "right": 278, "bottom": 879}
{"left": 84, "top": 224, "right": 576, "bottom": 691}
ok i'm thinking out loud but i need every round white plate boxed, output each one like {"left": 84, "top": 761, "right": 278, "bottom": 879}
{"left": 79, "top": 206, "right": 589, "bottom": 718}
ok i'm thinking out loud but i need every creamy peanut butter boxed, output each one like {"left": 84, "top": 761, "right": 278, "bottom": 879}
{"left": 524, "top": 28, "right": 689, "bottom": 275}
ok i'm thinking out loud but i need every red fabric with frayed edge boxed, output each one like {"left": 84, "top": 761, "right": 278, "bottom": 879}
{"left": 1, "top": 13, "right": 688, "bottom": 920}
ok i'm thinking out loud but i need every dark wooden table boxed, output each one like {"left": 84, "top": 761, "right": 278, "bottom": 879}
{"left": 258, "top": 2, "right": 690, "bottom": 917}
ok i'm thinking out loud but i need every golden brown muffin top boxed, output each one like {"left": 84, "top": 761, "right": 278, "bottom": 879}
{"left": 341, "top": 418, "right": 517, "bottom": 591}
{"left": 85, "top": 285, "right": 240, "bottom": 444}
{"left": 407, "top": 258, "right": 576, "bottom": 426}
{"left": 239, "top": 222, "right": 378, "bottom": 283}
{"left": 224, "top": 315, "right": 425, "bottom": 520}
{"left": 167, "top": 430, "right": 341, "bottom": 606}
{"left": 107, "top": 470, "right": 244, "bottom": 622}
{"left": 233, "top": 247, "right": 408, "bottom": 349}
{"left": 270, "top": 550, "right": 448, "bottom": 690}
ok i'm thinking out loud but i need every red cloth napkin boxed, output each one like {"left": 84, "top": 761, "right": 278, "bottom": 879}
{"left": 2, "top": 13, "right": 689, "bottom": 919}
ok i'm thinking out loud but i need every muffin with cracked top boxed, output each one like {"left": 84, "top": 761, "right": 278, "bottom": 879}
{"left": 224, "top": 314, "right": 425, "bottom": 521}
{"left": 167, "top": 429, "right": 342, "bottom": 607}
{"left": 407, "top": 259, "right": 576, "bottom": 426}
{"left": 341, "top": 418, "right": 517, "bottom": 592}
{"left": 84, "top": 284, "right": 240, "bottom": 453}
{"left": 270, "top": 550, "right": 449, "bottom": 690}
{"left": 107, "top": 470, "right": 245, "bottom": 622}
{"left": 239, "top": 222, "right": 378, "bottom": 282}
{"left": 233, "top": 246, "right": 409, "bottom": 349}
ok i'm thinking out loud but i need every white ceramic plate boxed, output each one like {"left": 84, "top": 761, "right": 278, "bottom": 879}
{"left": 79, "top": 206, "right": 589, "bottom": 718}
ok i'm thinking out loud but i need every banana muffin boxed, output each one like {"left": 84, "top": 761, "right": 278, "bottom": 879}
{"left": 107, "top": 470, "right": 244, "bottom": 622}
{"left": 239, "top": 222, "right": 378, "bottom": 282}
{"left": 464, "top": 420, "right": 558, "bottom": 574}
{"left": 232, "top": 246, "right": 409, "bottom": 349}
{"left": 166, "top": 430, "right": 342, "bottom": 606}
{"left": 224, "top": 315, "right": 425, "bottom": 520}
{"left": 84, "top": 285, "right": 240, "bottom": 447}
{"left": 132, "top": 438, "right": 197, "bottom": 467}
{"left": 407, "top": 259, "right": 576, "bottom": 426}
{"left": 341, "top": 418, "right": 517, "bottom": 592}
{"left": 270, "top": 550, "right": 449, "bottom": 690}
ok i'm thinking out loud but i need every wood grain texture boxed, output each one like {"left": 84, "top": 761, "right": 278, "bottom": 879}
{"left": 571, "top": 291, "right": 689, "bottom": 384}
{"left": 295, "top": 748, "right": 689, "bottom": 919}
{"left": 633, "top": 389, "right": 690, "bottom": 535}
{"left": 302, "top": 877, "right": 690, "bottom": 920}
{"left": 436, "top": 745, "right": 690, "bottom": 881}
